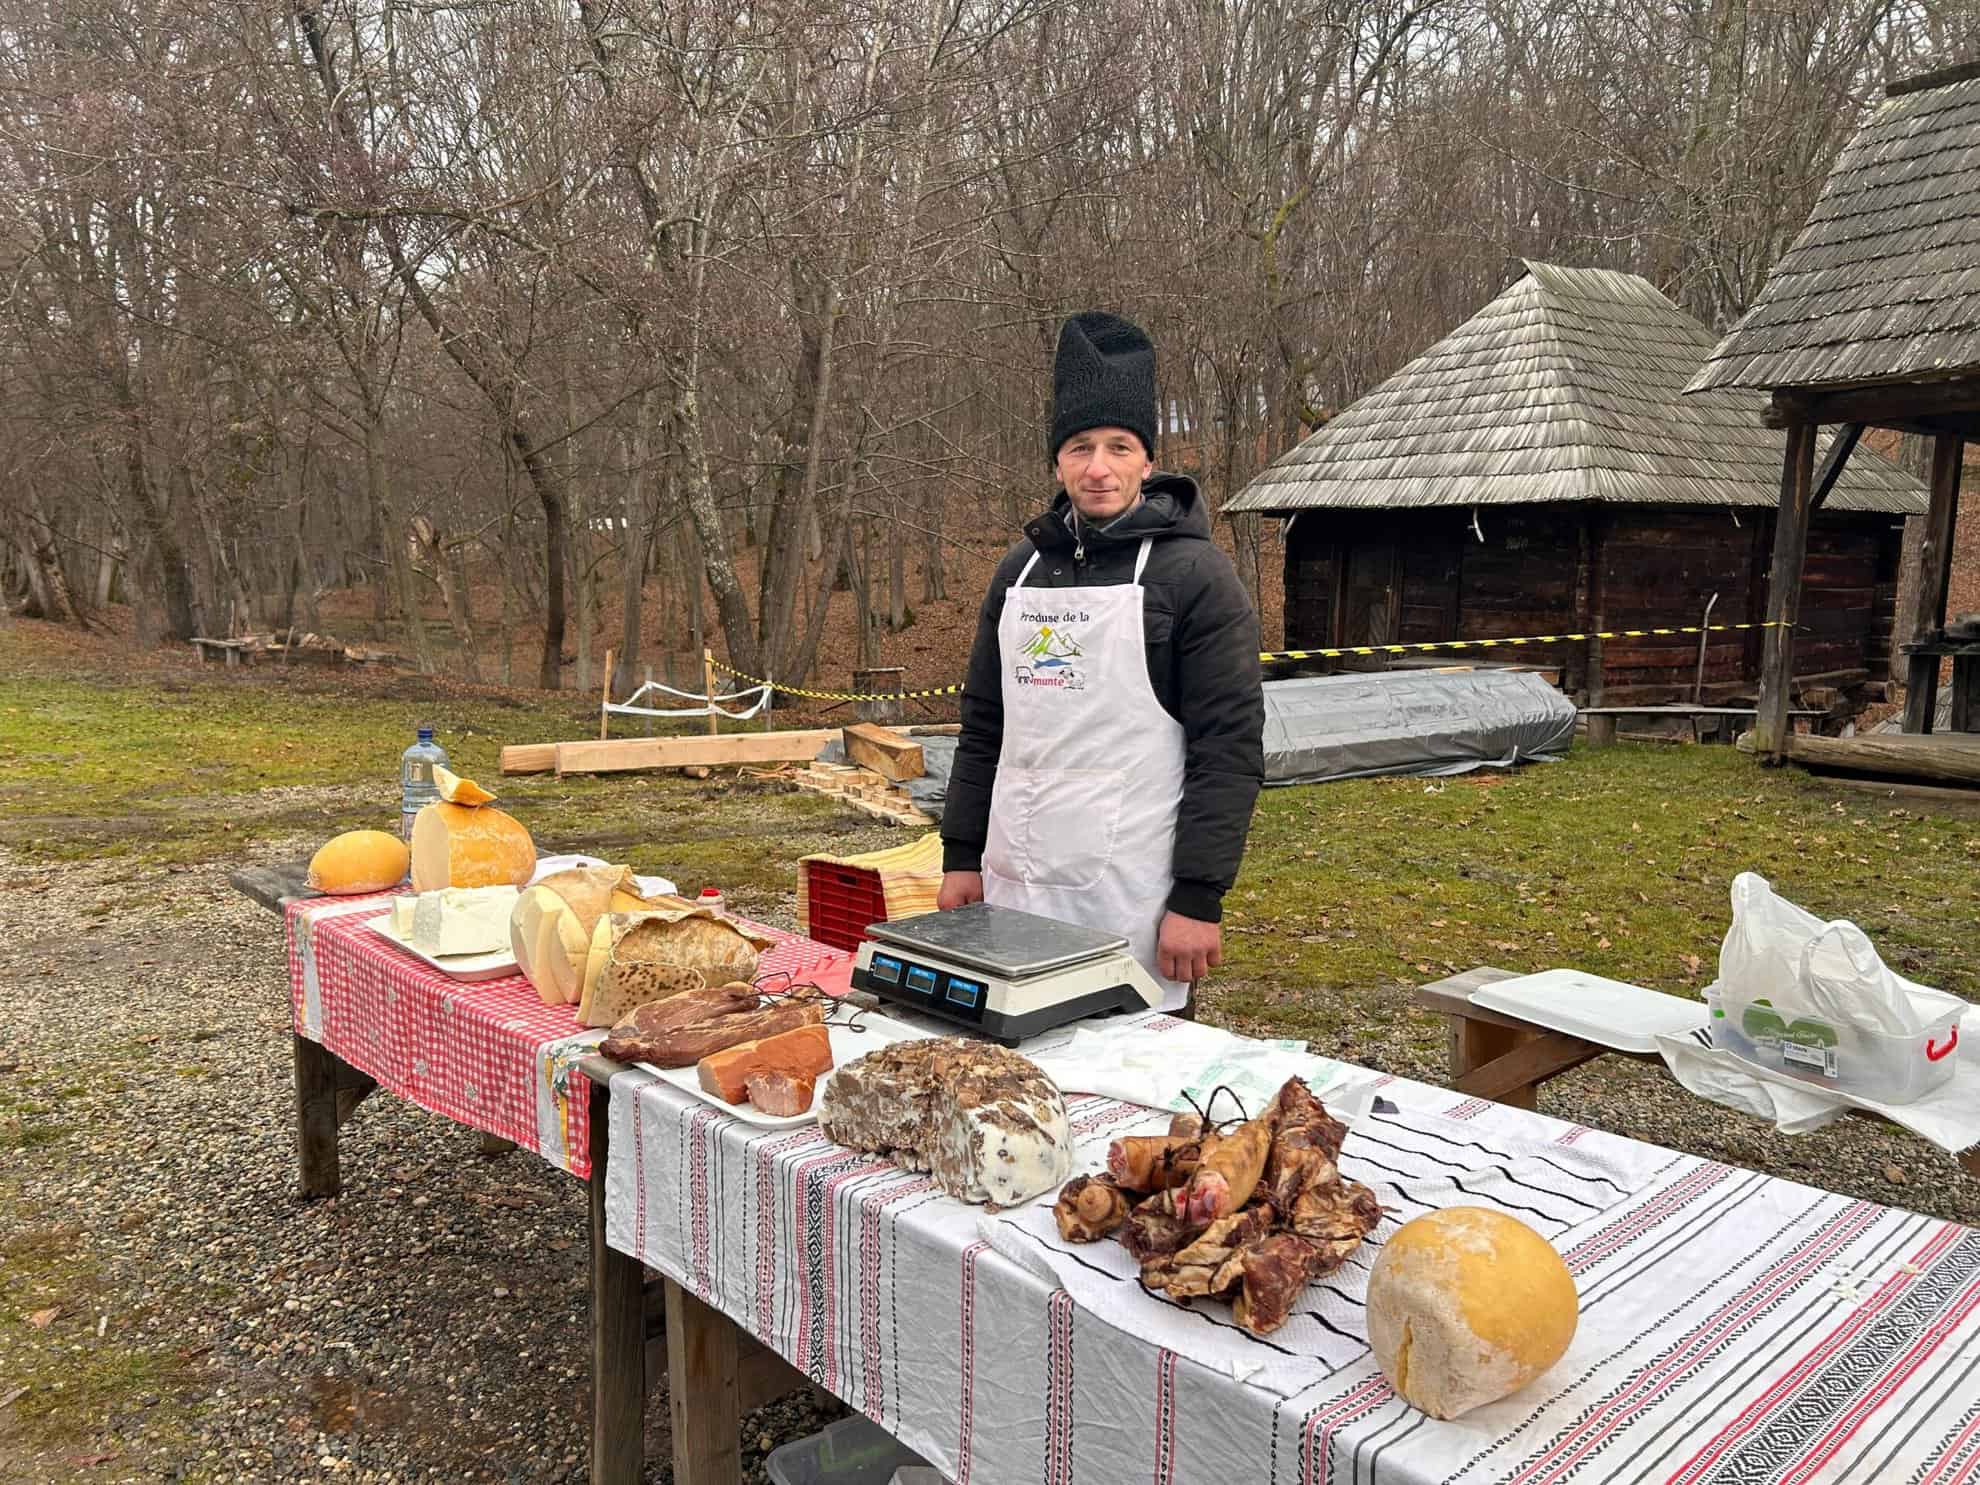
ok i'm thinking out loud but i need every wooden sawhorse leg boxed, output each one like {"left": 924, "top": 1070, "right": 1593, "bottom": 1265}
{"left": 294, "top": 1034, "right": 376, "bottom": 1199}
{"left": 590, "top": 1077, "right": 647, "bottom": 1485}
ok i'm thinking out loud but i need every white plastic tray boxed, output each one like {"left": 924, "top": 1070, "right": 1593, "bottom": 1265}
{"left": 1469, "top": 968, "right": 1709, "bottom": 1054}
{"left": 363, "top": 914, "right": 519, "bottom": 982}
{"left": 639, "top": 1010, "right": 935, "bottom": 1128}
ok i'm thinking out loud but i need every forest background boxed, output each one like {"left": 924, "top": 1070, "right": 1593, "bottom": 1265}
{"left": 6, "top": 0, "right": 1979, "bottom": 699}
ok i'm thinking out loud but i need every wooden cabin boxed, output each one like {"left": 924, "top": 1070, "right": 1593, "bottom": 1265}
{"left": 1689, "top": 60, "right": 1980, "bottom": 782}
{"left": 1227, "top": 262, "right": 1927, "bottom": 709}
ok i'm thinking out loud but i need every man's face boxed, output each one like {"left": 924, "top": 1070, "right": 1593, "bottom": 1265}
{"left": 1055, "top": 427, "right": 1152, "bottom": 523}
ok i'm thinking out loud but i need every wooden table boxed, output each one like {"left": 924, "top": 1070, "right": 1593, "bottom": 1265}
{"left": 231, "top": 864, "right": 816, "bottom": 1484}
{"left": 1414, "top": 965, "right": 1980, "bottom": 1176}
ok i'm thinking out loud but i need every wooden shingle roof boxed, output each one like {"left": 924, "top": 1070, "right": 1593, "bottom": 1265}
{"left": 1689, "top": 66, "right": 1980, "bottom": 395}
{"left": 1224, "top": 261, "right": 1924, "bottom": 516}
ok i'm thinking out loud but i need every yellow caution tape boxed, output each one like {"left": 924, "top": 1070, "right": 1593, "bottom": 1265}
{"left": 707, "top": 655, "right": 964, "bottom": 703}
{"left": 1259, "top": 619, "right": 1790, "bottom": 663}
{"left": 710, "top": 621, "right": 1792, "bottom": 701}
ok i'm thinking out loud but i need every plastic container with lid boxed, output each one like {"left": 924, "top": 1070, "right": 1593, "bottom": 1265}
{"left": 764, "top": 1415, "right": 938, "bottom": 1485}
{"left": 698, "top": 885, "right": 726, "bottom": 913}
{"left": 1713, "top": 988, "right": 1963, "bottom": 1105}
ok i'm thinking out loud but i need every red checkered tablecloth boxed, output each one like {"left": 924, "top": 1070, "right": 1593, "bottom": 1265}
{"left": 285, "top": 893, "right": 849, "bottom": 1177}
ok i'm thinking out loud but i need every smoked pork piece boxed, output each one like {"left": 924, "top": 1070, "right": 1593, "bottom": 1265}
{"left": 697, "top": 1023, "right": 833, "bottom": 1104}
{"left": 601, "top": 996, "right": 823, "bottom": 1067}
{"left": 745, "top": 1069, "right": 817, "bottom": 1117}
{"left": 818, "top": 1039, "right": 1069, "bottom": 1209}
{"left": 600, "top": 983, "right": 760, "bottom": 1050}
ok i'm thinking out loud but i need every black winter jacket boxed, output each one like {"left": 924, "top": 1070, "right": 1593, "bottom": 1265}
{"left": 941, "top": 474, "right": 1265, "bottom": 923}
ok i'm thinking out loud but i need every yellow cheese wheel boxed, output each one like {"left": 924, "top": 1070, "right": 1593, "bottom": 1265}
{"left": 307, "top": 829, "right": 410, "bottom": 894}
{"left": 409, "top": 801, "right": 536, "bottom": 893}
{"left": 1366, "top": 1207, "right": 1578, "bottom": 1420}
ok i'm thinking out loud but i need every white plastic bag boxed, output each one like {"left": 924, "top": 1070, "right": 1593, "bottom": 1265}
{"left": 1801, "top": 919, "right": 1950, "bottom": 1036}
{"left": 1717, "top": 872, "right": 1826, "bottom": 1008}
{"left": 1719, "top": 872, "right": 1948, "bottom": 1036}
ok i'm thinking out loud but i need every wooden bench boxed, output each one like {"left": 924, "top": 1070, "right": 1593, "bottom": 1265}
{"left": 1413, "top": 966, "right": 1980, "bottom": 1176}
{"left": 189, "top": 636, "right": 257, "bottom": 666}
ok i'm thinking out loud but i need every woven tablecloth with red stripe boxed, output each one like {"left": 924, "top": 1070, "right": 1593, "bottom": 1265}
{"left": 604, "top": 1012, "right": 1980, "bottom": 1484}
{"left": 285, "top": 893, "right": 848, "bottom": 1178}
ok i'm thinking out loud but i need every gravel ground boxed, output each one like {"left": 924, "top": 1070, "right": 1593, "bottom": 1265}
{"left": 0, "top": 841, "right": 841, "bottom": 1484}
{"left": 1, "top": 838, "right": 1973, "bottom": 1483}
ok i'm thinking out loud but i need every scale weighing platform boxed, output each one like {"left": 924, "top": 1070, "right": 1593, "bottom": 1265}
{"left": 850, "top": 901, "right": 1163, "bottom": 1043}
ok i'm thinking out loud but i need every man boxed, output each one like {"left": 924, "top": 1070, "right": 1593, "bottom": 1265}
{"left": 937, "top": 311, "right": 1265, "bottom": 1012}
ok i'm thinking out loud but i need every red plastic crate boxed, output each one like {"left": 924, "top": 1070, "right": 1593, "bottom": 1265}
{"left": 799, "top": 860, "right": 892, "bottom": 954}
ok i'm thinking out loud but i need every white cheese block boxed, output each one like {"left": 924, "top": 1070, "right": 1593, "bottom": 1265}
{"left": 391, "top": 896, "right": 419, "bottom": 935}
{"left": 409, "top": 885, "right": 521, "bottom": 957}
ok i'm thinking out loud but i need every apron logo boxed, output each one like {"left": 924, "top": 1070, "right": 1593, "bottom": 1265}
{"left": 1015, "top": 623, "right": 1087, "bottom": 689}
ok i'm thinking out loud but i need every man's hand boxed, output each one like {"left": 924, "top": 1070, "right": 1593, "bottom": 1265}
{"left": 938, "top": 870, "right": 985, "bottom": 911}
{"left": 1158, "top": 911, "right": 1222, "bottom": 985}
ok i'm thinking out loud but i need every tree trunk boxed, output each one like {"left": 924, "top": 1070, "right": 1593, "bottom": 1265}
{"left": 366, "top": 415, "right": 431, "bottom": 671}
{"left": 126, "top": 443, "right": 196, "bottom": 640}
{"left": 615, "top": 391, "right": 659, "bottom": 696}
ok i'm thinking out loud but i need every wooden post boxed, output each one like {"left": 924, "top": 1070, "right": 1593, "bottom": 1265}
{"left": 666, "top": 1277, "right": 743, "bottom": 1485}
{"left": 1754, "top": 420, "right": 1818, "bottom": 761}
{"left": 703, "top": 648, "right": 720, "bottom": 736}
{"left": 589, "top": 1076, "right": 646, "bottom": 1485}
{"left": 1583, "top": 509, "right": 1612, "bottom": 745}
{"left": 600, "top": 646, "right": 616, "bottom": 741}
{"left": 295, "top": 1034, "right": 342, "bottom": 1199}
{"left": 1902, "top": 433, "right": 1963, "bottom": 734}
{"left": 853, "top": 667, "right": 906, "bottom": 725}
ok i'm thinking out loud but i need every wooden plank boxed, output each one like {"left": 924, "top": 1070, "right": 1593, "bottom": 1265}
{"left": 1814, "top": 774, "right": 1980, "bottom": 817}
{"left": 551, "top": 729, "right": 847, "bottom": 777}
{"left": 1784, "top": 732, "right": 1980, "bottom": 786}
{"left": 736, "top": 1336, "right": 809, "bottom": 1411}
{"left": 499, "top": 742, "right": 559, "bottom": 775}
{"left": 1456, "top": 1030, "right": 1610, "bottom": 1103}
{"left": 229, "top": 862, "right": 312, "bottom": 913}
{"left": 666, "top": 1277, "right": 742, "bottom": 1485}
{"left": 590, "top": 1076, "right": 646, "bottom": 1485}
{"left": 295, "top": 1034, "right": 342, "bottom": 1200}
{"left": 1904, "top": 434, "right": 1963, "bottom": 734}
{"left": 843, "top": 722, "right": 924, "bottom": 781}
{"left": 1755, "top": 421, "right": 1817, "bottom": 759}
{"left": 334, "top": 1060, "right": 377, "bottom": 1127}
{"left": 1770, "top": 377, "right": 1980, "bottom": 429}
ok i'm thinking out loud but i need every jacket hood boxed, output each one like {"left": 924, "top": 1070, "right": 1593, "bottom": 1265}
{"left": 1025, "top": 472, "right": 1208, "bottom": 552}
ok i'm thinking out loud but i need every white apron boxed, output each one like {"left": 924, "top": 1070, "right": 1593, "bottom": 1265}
{"left": 982, "top": 537, "right": 1190, "bottom": 1011}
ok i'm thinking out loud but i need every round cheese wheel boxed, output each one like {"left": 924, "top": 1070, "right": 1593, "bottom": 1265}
{"left": 409, "top": 801, "right": 536, "bottom": 893}
{"left": 1366, "top": 1207, "right": 1578, "bottom": 1420}
{"left": 508, "top": 866, "right": 657, "bottom": 1006}
{"left": 307, "top": 829, "right": 410, "bottom": 895}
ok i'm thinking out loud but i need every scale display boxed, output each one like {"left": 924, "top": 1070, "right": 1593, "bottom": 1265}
{"left": 852, "top": 903, "right": 1160, "bottom": 1042}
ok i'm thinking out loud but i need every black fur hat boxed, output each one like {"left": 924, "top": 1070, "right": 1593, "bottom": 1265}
{"left": 1048, "top": 311, "right": 1156, "bottom": 461}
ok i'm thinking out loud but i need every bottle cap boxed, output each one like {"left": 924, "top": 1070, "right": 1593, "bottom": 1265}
{"left": 417, "top": 722, "right": 434, "bottom": 742}
{"left": 699, "top": 886, "right": 722, "bottom": 898}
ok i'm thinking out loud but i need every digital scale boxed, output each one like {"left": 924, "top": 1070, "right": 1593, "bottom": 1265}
{"left": 850, "top": 901, "right": 1163, "bottom": 1044}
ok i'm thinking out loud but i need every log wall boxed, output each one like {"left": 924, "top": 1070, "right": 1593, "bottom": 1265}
{"left": 1278, "top": 503, "right": 1908, "bottom": 707}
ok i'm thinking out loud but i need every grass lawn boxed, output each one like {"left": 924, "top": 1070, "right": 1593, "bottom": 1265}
{"left": 3, "top": 626, "right": 1975, "bottom": 1030}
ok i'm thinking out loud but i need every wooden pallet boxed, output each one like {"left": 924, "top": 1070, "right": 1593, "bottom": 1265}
{"left": 786, "top": 762, "right": 934, "bottom": 826}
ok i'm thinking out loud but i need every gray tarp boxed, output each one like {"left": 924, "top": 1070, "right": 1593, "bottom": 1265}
{"left": 1261, "top": 668, "right": 1576, "bottom": 785}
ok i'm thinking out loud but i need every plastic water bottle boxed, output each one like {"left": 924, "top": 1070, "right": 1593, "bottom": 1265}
{"left": 399, "top": 724, "right": 449, "bottom": 841}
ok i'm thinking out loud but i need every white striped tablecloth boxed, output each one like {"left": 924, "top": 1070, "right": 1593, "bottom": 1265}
{"left": 604, "top": 1031, "right": 1980, "bottom": 1485}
